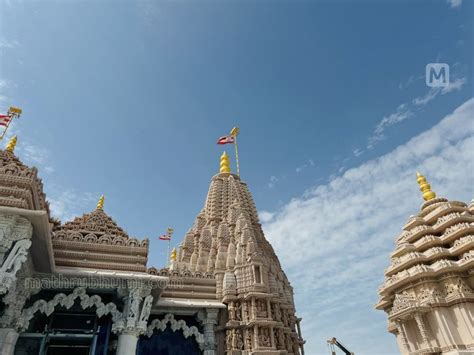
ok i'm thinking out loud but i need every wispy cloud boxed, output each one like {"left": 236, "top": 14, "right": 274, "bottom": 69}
{"left": 0, "top": 38, "right": 20, "bottom": 49}
{"left": 352, "top": 148, "right": 363, "bottom": 157}
{"left": 48, "top": 189, "right": 97, "bottom": 222}
{"left": 413, "top": 77, "right": 466, "bottom": 107}
{"left": 262, "top": 98, "right": 474, "bottom": 354}
{"left": 367, "top": 103, "right": 413, "bottom": 149}
{"left": 268, "top": 175, "right": 279, "bottom": 189}
{"left": 447, "top": 0, "right": 462, "bottom": 8}
{"left": 366, "top": 74, "right": 467, "bottom": 151}
{"left": 295, "top": 159, "right": 315, "bottom": 173}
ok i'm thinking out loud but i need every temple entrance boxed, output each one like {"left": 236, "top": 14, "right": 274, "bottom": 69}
{"left": 137, "top": 327, "right": 201, "bottom": 355}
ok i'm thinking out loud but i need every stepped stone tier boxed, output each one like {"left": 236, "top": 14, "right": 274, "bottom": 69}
{"left": 376, "top": 173, "right": 474, "bottom": 355}
{"left": 0, "top": 137, "right": 304, "bottom": 355}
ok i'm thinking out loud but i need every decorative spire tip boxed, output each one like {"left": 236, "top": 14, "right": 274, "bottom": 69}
{"left": 97, "top": 195, "right": 105, "bottom": 210}
{"left": 416, "top": 172, "right": 436, "bottom": 201}
{"left": 170, "top": 248, "right": 177, "bottom": 262}
{"left": 220, "top": 151, "right": 231, "bottom": 173}
{"left": 5, "top": 135, "right": 17, "bottom": 153}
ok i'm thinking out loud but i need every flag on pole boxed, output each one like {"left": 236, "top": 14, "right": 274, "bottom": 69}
{"left": 0, "top": 115, "right": 11, "bottom": 127}
{"left": 217, "top": 135, "right": 235, "bottom": 145}
{"left": 159, "top": 235, "right": 171, "bottom": 241}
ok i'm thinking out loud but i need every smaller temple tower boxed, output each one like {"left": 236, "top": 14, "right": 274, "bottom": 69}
{"left": 376, "top": 173, "right": 474, "bottom": 355}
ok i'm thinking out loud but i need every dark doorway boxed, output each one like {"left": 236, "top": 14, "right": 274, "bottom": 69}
{"left": 137, "top": 327, "right": 201, "bottom": 355}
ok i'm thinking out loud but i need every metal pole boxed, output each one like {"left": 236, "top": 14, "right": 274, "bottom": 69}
{"left": 234, "top": 134, "right": 240, "bottom": 176}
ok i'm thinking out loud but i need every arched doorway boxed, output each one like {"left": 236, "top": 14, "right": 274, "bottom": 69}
{"left": 137, "top": 327, "right": 201, "bottom": 355}
{"left": 137, "top": 314, "right": 203, "bottom": 355}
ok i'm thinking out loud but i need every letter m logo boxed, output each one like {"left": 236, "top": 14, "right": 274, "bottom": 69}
{"left": 426, "top": 63, "right": 449, "bottom": 87}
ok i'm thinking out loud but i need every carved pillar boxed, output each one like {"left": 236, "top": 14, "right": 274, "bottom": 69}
{"left": 0, "top": 329, "right": 19, "bottom": 355}
{"left": 395, "top": 321, "right": 410, "bottom": 353}
{"left": 0, "top": 278, "right": 38, "bottom": 355}
{"left": 269, "top": 325, "right": 276, "bottom": 348}
{"left": 266, "top": 299, "right": 272, "bottom": 319}
{"left": 414, "top": 313, "right": 430, "bottom": 347}
{"left": 115, "top": 285, "right": 153, "bottom": 355}
{"left": 198, "top": 309, "right": 219, "bottom": 355}
{"left": 117, "top": 331, "right": 140, "bottom": 355}
{"left": 251, "top": 297, "right": 256, "bottom": 320}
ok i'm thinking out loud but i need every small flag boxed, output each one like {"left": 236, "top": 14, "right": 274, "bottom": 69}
{"left": 217, "top": 135, "right": 235, "bottom": 145}
{"left": 0, "top": 115, "right": 11, "bottom": 127}
{"left": 159, "top": 235, "right": 171, "bottom": 241}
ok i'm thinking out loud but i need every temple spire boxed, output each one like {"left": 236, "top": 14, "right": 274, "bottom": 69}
{"left": 220, "top": 151, "right": 231, "bottom": 173}
{"left": 416, "top": 172, "right": 436, "bottom": 201}
{"left": 96, "top": 195, "right": 105, "bottom": 210}
{"left": 5, "top": 135, "right": 17, "bottom": 153}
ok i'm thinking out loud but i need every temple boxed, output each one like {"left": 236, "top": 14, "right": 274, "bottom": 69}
{"left": 376, "top": 173, "right": 474, "bottom": 354}
{"left": 0, "top": 137, "right": 304, "bottom": 355}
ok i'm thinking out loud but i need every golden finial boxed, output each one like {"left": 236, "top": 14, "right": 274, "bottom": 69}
{"left": 220, "top": 151, "right": 231, "bottom": 173}
{"left": 416, "top": 172, "right": 436, "bottom": 201}
{"left": 5, "top": 135, "right": 17, "bottom": 153}
{"left": 96, "top": 195, "right": 105, "bottom": 210}
{"left": 170, "top": 248, "right": 177, "bottom": 263}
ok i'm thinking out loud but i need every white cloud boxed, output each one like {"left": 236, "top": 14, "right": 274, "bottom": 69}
{"left": 262, "top": 99, "right": 474, "bottom": 354}
{"left": 352, "top": 148, "right": 363, "bottom": 157}
{"left": 258, "top": 210, "right": 275, "bottom": 223}
{"left": 447, "top": 0, "right": 462, "bottom": 8}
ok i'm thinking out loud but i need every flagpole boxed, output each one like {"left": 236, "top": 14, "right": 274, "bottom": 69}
{"left": 230, "top": 127, "right": 240, "bottom": 176}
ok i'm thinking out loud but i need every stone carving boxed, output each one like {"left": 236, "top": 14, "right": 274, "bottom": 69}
{"left": 226, "top": 329, "right": 233, "bottom": 351}
{"left": 228, "top": 301, "right": 236, "bottom": 321}
{"left": 258, "top": 327, "right": 271, "bottom": 347}
{"left": 0, "top": 239, "right": 31, "bottom": 294}
{"left": 256, "top": 299, "right": 268, "bottom": 318}
{"left": 137, "top": 295, "right": 153, "bottom": 331}
{"left": 390, "top": 291, "right": 418, "bottom": 315}
{"left": 147, "top": 314, "right": 204, "bottom": 349}
{"left": 235, "top": 329, "right": 244, "bottom": 350}
{"left": 17, "top": 287, "right": 122, "bottom": 332}
{"left": 246, "top": 329, "right": 253, "bottom": 350}
{"left": 235, "top": 301, "right": 242, "bottom": 321}
{"left": 273, "top": 303, "right": 282, "bottom": 322}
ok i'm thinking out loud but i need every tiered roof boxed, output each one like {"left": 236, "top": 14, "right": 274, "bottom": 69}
{"left": 376, "top": 173, "right": 474, "bottom": 327}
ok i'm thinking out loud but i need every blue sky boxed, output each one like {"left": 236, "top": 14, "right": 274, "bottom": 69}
{"left": 0, "top": 0, "right": 472, "bottom": 354}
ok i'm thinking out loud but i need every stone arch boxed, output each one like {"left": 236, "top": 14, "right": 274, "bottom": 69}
{"left": 17, "top": 287, "right": 123, "bottom": 331}
{"left": 145, "top": 313, "right": 204, "bottom": 349}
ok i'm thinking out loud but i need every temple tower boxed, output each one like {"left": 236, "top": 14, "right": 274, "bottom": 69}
{"left": 175, "top": 152, "right": 305, "bottom": 354}
{"left": 376, "top": 173, "right": 474, "bottom": 355}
